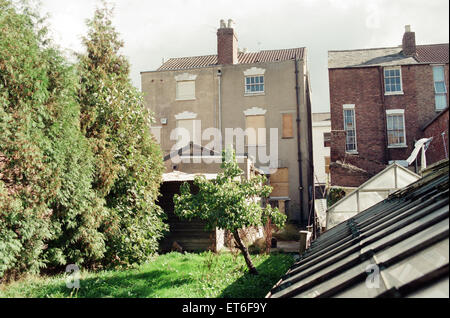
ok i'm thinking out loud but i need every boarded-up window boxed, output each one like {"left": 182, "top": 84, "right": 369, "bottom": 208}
{"left": 177, "top": 119, "right": 200, "bottom": 146}
{"left": 282, "top": 113, "right": 294, "bottom": 138}
{"left": 325, "top": 156, "right": 331, "bottom": 174}
{"left": 245, "top": 115, "right": 266, "bottom": 146}
{"left": 269, "top": 167, "right": 289, "bottom": 198}
{"left": 176, "top": 81, "right": 195, "bottom": 100}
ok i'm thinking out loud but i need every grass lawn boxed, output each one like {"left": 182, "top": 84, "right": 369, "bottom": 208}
{"left": 0, "top": 251, "right": 295, "bottom": 298}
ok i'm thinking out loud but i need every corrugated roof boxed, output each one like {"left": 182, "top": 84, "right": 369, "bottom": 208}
{"left": 268, "top": 159, "right": 449, "bottom": 298}
{"left": 328, "top": 44, "right": 449, "bottom": 69}
{"left": 156, "top": 48, "right": 305, "bottom": 71}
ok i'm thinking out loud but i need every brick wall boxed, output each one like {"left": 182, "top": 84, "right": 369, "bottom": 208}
{"left": 217, "top": 28, "right": 238, "bottom": 65}
{"left": 423, "top": 108, "right": 449, "bottom": 165}
{"left": 329, "top": 63, "right": 449, "bottom": 187}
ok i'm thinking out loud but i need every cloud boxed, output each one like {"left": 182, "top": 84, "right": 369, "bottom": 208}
{"left": 38, "top": 0, "right": 449, "bottom": 113}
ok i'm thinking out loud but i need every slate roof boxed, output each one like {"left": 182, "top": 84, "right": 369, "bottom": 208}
{"left": 155, "top": 48, "right": 305, "bottom": 71}
{"left": 329, "top": 44, "right": 449, "bottom": 69}
{"left": 268, "top": 159, "right": 449, "bottom": 298}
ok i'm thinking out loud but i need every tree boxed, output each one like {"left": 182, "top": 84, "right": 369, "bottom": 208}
{"left": 174, "top": 148, "right": 287, "bottom": 274}
{"left": 77, "top": 2, "right": 167, "bottom": 266}
{"left": 0, "top": 0, "right": 105, "bottom": 277}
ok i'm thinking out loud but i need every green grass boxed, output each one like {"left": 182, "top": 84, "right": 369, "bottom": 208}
{"left": 0, "top": 252, "right": 295, "bottom": 298}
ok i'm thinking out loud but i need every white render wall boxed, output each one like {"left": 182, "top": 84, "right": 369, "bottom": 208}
{"left": 312, "top": 117, "right": 331, "bottom": 186}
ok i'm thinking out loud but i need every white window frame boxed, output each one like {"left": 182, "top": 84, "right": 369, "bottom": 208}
{"left": 343, "top": 104, "right": 357, "bottom": 153}
{"left": 244, "top": 67, "right": 265, "bottom": 96}
{"left": 432, "top": 64, "right": 448, "bottom": 111}
{"left": 384, "top": 66, "right": 404, "bottom": 95}
{"left": 386, "top": 109, "right": 407, "bottom": 148}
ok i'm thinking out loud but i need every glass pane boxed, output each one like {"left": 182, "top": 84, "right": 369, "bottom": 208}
{"left": 259, "top": 84, "right": 264, "bottom": 91}
{"left": 251, "top": 77, "right": 255, "bottom": 84}
{"left": 260, "top": 76, "right": 264, "bottom": 83}
{"left": 433, "top": 66, "right": 445, "bottom": 82}
{"left": 246, "top": 77, "right": 250, "bottom": 84}
{"left": 255, "top": 76, "right": 259, "bottom": 84}
{"left": 435, "top": 82, "right": 446, "bottom": 93}
{"left": 435, "top": 94, "right": 447, "bottom": 110}
{"left": 394, "top": 69, "right": 400, "bottom": 77}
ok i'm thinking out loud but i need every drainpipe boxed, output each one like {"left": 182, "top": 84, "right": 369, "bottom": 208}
{"left": 217, "top": 69, "right": 222, "bottom": 133}
{"left": 378, "top": 66, "right": 389, "bottom": 164}
{"left": 294, "top": 57, "right": 304, "bottom": 226}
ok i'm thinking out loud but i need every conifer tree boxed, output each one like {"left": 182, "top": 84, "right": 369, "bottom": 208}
{"left": 77, "top": 3, "right": 167, "bottom": 266}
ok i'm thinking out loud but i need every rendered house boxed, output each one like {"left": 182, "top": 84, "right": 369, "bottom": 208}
{"left": 141, "top": 19, "right": 314, "bottom": 226}
{"left": 328, "top": 25, "right": 449, "bottom": 188}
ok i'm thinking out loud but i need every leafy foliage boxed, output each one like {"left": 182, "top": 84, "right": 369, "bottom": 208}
{"left": 76, "top": 3, "right": 167, "bottom": 266}
{"left": 0, "top": 0, "right": 166, "bottom": 278}
{"left": 0, "top": 0, "right": 106, "bottom": 277}
{"left": 174, "top": 148, "right": 287, "bottom": 274}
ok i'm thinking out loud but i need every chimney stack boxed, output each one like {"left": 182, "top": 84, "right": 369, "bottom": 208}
{"left": 402, "top": 25, "right": 416, "bottom": 57}
{"left": 217, "top": 19, "right": 238, "bottom": 65}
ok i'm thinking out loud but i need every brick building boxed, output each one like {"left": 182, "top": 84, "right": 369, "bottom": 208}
{"left": 328, "top": 25, "right": 449, "bottom": 187}
{"left": 422, "top": 107, "right": 449, "bottom": 165}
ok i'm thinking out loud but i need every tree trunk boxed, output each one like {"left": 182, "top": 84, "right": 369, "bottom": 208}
{"left": 233, "top": 230, "right": 258, "bottom": 275}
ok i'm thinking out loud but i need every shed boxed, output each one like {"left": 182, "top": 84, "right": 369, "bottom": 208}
{"left": 326, "top": 163, "right": 420, "bottom": 230}
{"left": 158, "top": 171, "right": 224, "bottom": 253}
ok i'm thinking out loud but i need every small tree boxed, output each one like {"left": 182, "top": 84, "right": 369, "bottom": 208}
{"left": 174, "top": 149, "right": 286, "bottom": 274}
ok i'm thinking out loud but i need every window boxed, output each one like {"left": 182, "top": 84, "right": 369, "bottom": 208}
{"left": 175, "top": 73, "right": 197, "bottom": 100}
{"left": 176, "top": 81, "right": 195, "bottom": 100}
{"left": 323, "top": 132, "right": 331, "bottom": 148}
{"left": 343, "top": 105, "right": 357, "bottom": 152}
{"left": 245, "top": 115, "right": 266, "bottom": 146}
{"left": 245, "top": 75, "right": 264, "bottom": 94}
{"left": 433, "top": 65, "right": 447, "bottom": 111}
{"left": 386, "top": 110, "right": 406, "bottom": 147}
{"left": 282, "top": 113, "right": 294, "bottom": 138}
{"left": 384, "top": 67, "right": 403, "bottom": 94}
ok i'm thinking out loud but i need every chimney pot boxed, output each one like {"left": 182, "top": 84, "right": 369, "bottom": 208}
{"left": 405, "top": 25, "right": 411, "bottom": 32}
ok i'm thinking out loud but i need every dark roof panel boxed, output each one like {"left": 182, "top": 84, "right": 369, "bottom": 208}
{"left": 269, "top": 160, "right": 449, "bottom": 298}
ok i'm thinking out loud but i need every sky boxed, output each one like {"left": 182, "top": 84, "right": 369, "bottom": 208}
{"left": 38, "top": 0, "right": 449, "bottom": 113}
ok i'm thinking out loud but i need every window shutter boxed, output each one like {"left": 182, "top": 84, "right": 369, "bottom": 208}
{"left": 282, "top": 113, "right": 294, "bottom": 138}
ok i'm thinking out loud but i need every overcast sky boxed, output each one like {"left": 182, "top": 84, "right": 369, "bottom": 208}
{"left": 39, "top": 0, "right": 449, "bottom": 113}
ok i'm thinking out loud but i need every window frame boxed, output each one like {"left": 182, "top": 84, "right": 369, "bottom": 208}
{"left": 386, "top": 109, "right": 407, "bottom": 148}
{"left": 432, "top": 65, "right": 448, "bottom": 111}
{"left": 244, "top": 75, "right": 265, "bottom": 95}
{"left": 384, "top": 66, "right": 404, "bottom": 96}
{"left": 343, "top": 104, "right": 358, "bottom": 154}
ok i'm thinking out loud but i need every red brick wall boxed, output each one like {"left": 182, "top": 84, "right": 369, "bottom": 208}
{"left": 423, "top": 108, "right": 449, "bottom": 165}
{"left": 329, "top": 63, "right": 449, "bottom": 187}
{"left": 217, "top": 28, "right": 238, "bottom": 65}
